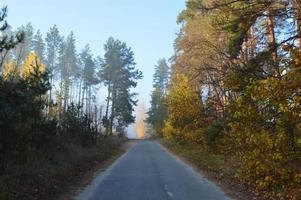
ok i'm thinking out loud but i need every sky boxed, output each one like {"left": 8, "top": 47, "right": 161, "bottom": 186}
{"left": 4, "top": 0, "right": 185, "bottom": 104}
{"left": 3, "top": 0, "right": 186, "bottom": 138}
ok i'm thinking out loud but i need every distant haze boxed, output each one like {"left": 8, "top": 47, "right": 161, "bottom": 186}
{"left": 127, "top": 125, "right": 137, "bottom": 139}
{"left": 126, "top": 103, "right": 147, "bottom": 139}
{"left": 134, "top": 102, "right": 147, "bottom": 139}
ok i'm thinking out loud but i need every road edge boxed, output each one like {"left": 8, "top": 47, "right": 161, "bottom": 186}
{"left": 59, "top": 140, "right": 139, "bottom": 200}
{"left": 157, "top": 140, "right": 252, "bottom": 200}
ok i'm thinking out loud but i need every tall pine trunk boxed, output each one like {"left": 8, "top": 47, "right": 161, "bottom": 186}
{"left": 49, "top": 75, "right": 53, "bottom": 104}
{"left": 267, "top": 10, "right": 280, "bottom": 78}
{"left": 58, "top": 81, "right": 63, "bottom": 119}
{"left": 294, "top": 0, "right": 301, "bottom": 54}
{"left": 88, "top": 85, "right": 92, "bottom": 117}
{"left": 47, "top": 74, "right": 53, "bottom": 117}
{"left": 85, "top": 86, "right": 88, "bottom": 115}
{"left": 297, "top": 20, "right": 301, "bottom": 55}
{"left": 78, "top": 79, "right": 82, "bottom": 106}
{"left": 63, "top": 78, "right": 69, "bottom": 113}
{"left": 267, "top": 11, "right": 277, "bottom": 61}
{"left": 70, "top": 79, "right": 73, "bottom": 105}
{"left": 105, "top": 83, "right": 111, "bottom": 136}
{"left": 109, "top": 88, "right": 116, "bottom": 135}
{"left": 82, "top": 86, "right": 85, "bottom": 113}
{"left": 99, "top": 105, "right": 103, "bottom": 135}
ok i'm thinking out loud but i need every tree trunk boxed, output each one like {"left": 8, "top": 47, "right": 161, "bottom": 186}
{"left": 244, "top": 30, "right": 249, "bottom": 63}
{"left": 49, "top": 75, "right": 53, "bottom": 104}
{"left": 294, "top": 0, "right": 301, "bottom": 54}
{"left": 63, "top": 78, "right": 69, "bottom": 112}
{"left": 58, "top": 81, "right": 63, "bottom": 119}
{"left": 94, "top": 105, "right": 98, "bottom": 133}
{"left": 89, "top": 85, "right": 92, "bottom": 117}
{"left": 70, "top": 79, "right": 73, "bottom": 105}
{"left": 86, "top": 86, "right": 88, "bottom": 115}
{"left": 267, "top": 10, "right": 281, "bottom": 78}
{"left": 0, "top": 50, "right": 8, "bottom": 71}
{"left": 221, "top": 79, "right": 226, "bottom": 115}
{"left": 297, "top": 21, "right": 301, "bottom": 55}
{"left": 109, "top": 88, "right": 116, "bottom": 135}
{"left": 250, "top": 26, "right": 256, "bottom": 57}
{"left": 99, "top": 105, "right": 103, "bottom": 135}
{"left": 78, "top": 79, "right": 82, "bottom": 106}
{"left": 82, "top": 86, "right": 85, "bottom": 113}
{"left": 105, "top": 83, "right": 111, "bottom": 136}
{"left": 267, "top": 11, "right": 277, "bottom": 61}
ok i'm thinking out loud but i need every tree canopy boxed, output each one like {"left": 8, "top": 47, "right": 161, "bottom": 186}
{"left": 147, "top": 0, "right": 301, "bottom": 198}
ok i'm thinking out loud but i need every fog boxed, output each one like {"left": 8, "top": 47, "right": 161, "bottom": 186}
{"left": 126, "top": 102, "right": 147, "bottom": 139}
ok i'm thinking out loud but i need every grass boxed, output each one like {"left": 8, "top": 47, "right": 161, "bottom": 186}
{"left": 162, "top": 139, "right": 301, "bottom": 200}
{"left": 163, "top": 140, "right": 237, "bottom": 173}
{"left": 0, "top": 136, "right": 127, "bottom": 200}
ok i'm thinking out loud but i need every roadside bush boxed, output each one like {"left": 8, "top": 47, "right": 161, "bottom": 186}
{"left": 0, "top": 54, "right": 52, "bottom": 166}
{"left": 204, "top": 120, "right": 223, "bottom": 147}
{"left": 0, "top": 53, "right": 100, "bottom": 174}
{"left": 229, "top": 67, "right": 301, "bottom": 191}
{"left": 163, "top": 73, "right": 206, "bottom": 143}
{"left": 60, "top": 103, "right": 98, "bottom": 147}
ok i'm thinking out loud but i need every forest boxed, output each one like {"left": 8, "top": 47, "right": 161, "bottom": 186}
{"left": 0, "top": 5, "right": 142, "bottom": 199}
{"left": 148, "top": 0, "right": 301, "bottom": 199}
{"left": 1, "top": 0, "right": 301, "bottom": 199}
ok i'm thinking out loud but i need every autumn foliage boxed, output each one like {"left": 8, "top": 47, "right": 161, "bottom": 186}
{"left": 148, "top": 0, "right": 301, "bottom": 198}
{"left": 164, "top": 74, "right": 205, "bottom": 143}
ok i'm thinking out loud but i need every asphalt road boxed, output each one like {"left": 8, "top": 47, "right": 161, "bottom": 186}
{"left": 76, "top": 140, "right": 231, "bottom": 200}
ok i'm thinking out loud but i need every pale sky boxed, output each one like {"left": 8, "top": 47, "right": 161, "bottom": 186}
{"left": 3, "top": 0, "right": 186, "bottom": 138}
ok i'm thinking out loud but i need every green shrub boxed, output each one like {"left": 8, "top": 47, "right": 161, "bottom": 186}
{"left": 204, "top": 119, "right": 224, "bottom": 147}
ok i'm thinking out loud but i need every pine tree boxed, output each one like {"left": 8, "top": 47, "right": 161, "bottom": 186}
{"left": 20, "top": 52, "right": 46, "bottom": 78}
{"left": 32, "top": 30, "right": 45, "bottom": 62}
{"left": 2, "top": 61, "right": 17, "bottom": 80}
{"left": 0, "top": 6, "right": 24, "bottom": 67}
{"left": 12, "top": 23, "right": 34, "bottom": 66}
{"left": 147, "top": 58, "right": 170, "bottom": 136}
{"left": 79, "top": 44, "right": 98, "bottom": 115}
{"left": 58, "top": 32, "right": 78, "bottom": 113}
{"left": 45, "top": 25, "right": 63, "bottom": 104}
{"left": 100, "top": 37, "right": 142, "bottom": 135}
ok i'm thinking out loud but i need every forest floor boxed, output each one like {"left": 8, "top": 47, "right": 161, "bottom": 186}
{"left": 160, "top": 140, "right": 267, "bottom": 200}
{"left": 0, "top": 137, "right": 130, "bottom": 200}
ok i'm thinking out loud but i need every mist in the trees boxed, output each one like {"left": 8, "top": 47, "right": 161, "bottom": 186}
{"left": 134, "top": 102, "right": 147, "bottom": 139}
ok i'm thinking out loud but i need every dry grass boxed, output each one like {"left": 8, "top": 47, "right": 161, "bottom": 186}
{"left": 0, "top": 137, "right": 127, "bottom": 200}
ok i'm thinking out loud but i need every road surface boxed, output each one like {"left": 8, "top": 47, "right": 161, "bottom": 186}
{"left": 76, "top": 140, "right": 231, "bottom": 200}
